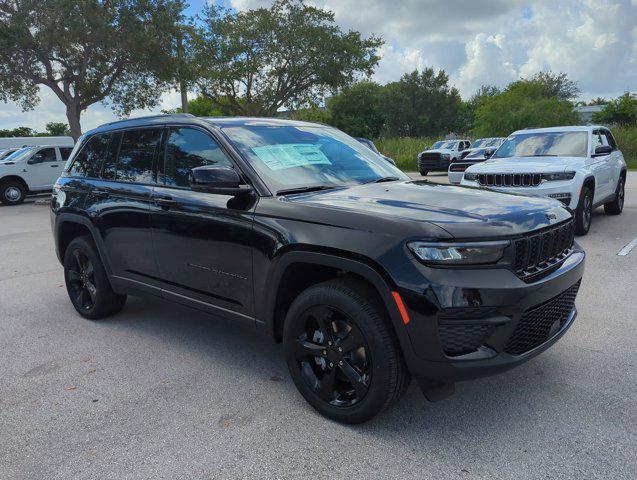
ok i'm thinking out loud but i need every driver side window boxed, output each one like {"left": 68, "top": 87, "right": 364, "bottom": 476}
{"left": 34, "top": 147, "right": 57, "bottom": 163}
{"left": 162, "top": 127, "right": 233, "bottom": 188}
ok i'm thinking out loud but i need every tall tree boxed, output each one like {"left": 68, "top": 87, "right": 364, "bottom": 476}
{"left": 328, "top": 82, "right": 385, "bottom": 138}
{"left": 381, "top": 69, "right": 463, "bottom": 137}
{"left": 0, "top": 0, "right": 186, "bottom": 140}
{"left": 194, "top": 0, "right": 382, "bottom": 116}
{"left": 525, "top": 71, "right": 580, "bottom": 101}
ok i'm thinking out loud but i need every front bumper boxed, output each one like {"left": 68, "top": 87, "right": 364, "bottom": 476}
{"left": 461, "top": 179, "right": 578, "bottom": 209}
{"left": 447, "top": 170, "right": 464, "bottom": 185}
{"left": 419, "top": 155, "right": 450, "bottom": 172}
{"left": 394, "top": 246, "right": 585, "bottom": 385}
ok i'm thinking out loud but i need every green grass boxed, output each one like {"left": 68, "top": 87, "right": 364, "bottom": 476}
{"left": 374, "top": 137, "right": 435, "bottom": 171}
{"left": 376, "top": 125, "right": 637, "bottom": 172}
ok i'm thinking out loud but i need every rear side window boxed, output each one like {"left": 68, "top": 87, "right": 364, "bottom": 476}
{"left": 69, "top": 135, "right": 112, "bottom": 178}
{"left": 115, "top": 128, "right": 161, "bottom": 183}
{"left": 60, "top": 147, "right": 73, "bottom": 161}
{"left": 162, "top": 127, "right": 233, "bottom": 188}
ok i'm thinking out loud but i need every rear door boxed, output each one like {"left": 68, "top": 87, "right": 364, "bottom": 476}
{"left": 86, "top": 128, "right": 162, "bottom": 287}
{"left": 151, "top": 126, "right": 256, "bottom": 318}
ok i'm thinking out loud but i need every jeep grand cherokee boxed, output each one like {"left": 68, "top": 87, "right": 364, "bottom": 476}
{"left": 51, "top": 115, "right": 585, "bottom": 423}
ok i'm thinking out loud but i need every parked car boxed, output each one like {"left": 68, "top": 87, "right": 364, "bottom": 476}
{"left": 418, "top": 139, "right": 471, "bottom": 176}
{"left": 354, "top": 137, "right": 397, "bottom": 165}
{"left": 460, "top": 137, "right": 505, "bottom": 160}
{"left": 448, "top": 148, "right": 493, "bottom": 184}
{"left": 461, "top": 126, "right": 626, "bottom": 235}
{"left": 0, "top": 135, "right": 74, "bottom": 150}
{"left": 52, "top": 115, "right": 585, "bottom": 423}
{"left": 0, "top": 144, "right": 75, "bottom": 204}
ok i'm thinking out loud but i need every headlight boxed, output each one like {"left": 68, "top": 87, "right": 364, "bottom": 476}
{"left": 408, "top": 240, "right": 509, "bottom": 265}
{"left": 542, "top": 171, "right": 576, "bottom": 182}
{"left": 464, "top": 171, "right": 478, "bottom": 181}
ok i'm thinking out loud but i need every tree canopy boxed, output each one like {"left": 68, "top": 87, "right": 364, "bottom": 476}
{"left": 593, "top": 93, "right": 637, "bottom": 125}
{"left": 194, "top": 0, "right": 382, "bottom": 116}
{"left": 0, "top": 0, "right": 186, "bottom": 139}
{"left": 328, "top": 82, "right": 385, "bottom": 138}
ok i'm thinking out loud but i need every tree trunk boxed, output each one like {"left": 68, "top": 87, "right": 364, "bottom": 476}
{"left": 65, "top": 105, "right": 82, "bottom": 141}
{"left": 180, "top": 80, "right": 189, "bottom": 113}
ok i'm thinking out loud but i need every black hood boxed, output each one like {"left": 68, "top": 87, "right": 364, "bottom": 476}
{"left": 279, "top": 180, "right": 572, "bottom": 238}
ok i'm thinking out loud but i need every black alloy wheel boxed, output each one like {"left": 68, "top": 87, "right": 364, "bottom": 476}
{"left": 63, "top": 236, "right": 127, "bottom": 319}
{"left": 67, "top": 249, "right": 97, "bottom": 312}
{"left": 292, "top": 305, "right": 371, "bottom": 407}
{"left": 283, "top": 278, "right": 410, "bottom": 423}
{"left": 575, "top": 185, "right": 593, "bottom": 235}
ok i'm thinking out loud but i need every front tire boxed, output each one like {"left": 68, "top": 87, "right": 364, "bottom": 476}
{"left": 604, "top": 176, "right": 625, "bottom": 215}
{"left": 283, "top": 278, "right": 410, "bottom": 424}
{"left": 0, "top": 180, "right": 26, "bottom": 205}
{"left": 575, "top": 185, "right": 593, "bottom": 236}
{"left": 63, "top": 236, "right": 127, "bottom": 319}
{"left": 419, "top": 169, "right": 428, "bottom": 176}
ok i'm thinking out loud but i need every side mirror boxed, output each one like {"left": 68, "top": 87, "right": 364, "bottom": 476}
{"left": 188, "top": 165, "right": 253, "bottom": 195}
{"left": 593, "top": 145, "right": 612, "bottom": 156}
{"left": 484, "top": 148, "right": 495, "bottom": 159}
{"left": 28, "top": 154, "right": 44, "bottom": 165}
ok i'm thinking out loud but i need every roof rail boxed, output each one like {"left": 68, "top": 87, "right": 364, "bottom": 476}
{"left": 101, "top": 113, "right": 195, "bottom": 127}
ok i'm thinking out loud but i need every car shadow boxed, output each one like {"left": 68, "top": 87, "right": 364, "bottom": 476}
{"left": 90, "top": 293, "right": 572, "bottom": 439}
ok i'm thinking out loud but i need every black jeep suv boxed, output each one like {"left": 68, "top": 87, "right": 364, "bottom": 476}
{"left": 51, "top": 115, "right": 585, "bottom": 423}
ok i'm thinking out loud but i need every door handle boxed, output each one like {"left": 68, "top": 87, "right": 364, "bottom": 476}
{"left": 50, "top": 164, "right": 59, "bottom": 167}
{"left": 154, "top": 195, "right": 177, "bottom": 208}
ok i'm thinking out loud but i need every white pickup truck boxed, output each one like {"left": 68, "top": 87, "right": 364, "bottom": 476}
{"left": 418, "top": 139, "right": 471, "bottom": 176}
{"left": 0, "top": 144, "right": 75, "bottom": 205}
{"left": 461, "top": 126, "right": 627, "bottom": 235}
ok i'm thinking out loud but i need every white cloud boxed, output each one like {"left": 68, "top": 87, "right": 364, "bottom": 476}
{"left": 2, "top": 0, "right": 635, "bottom": 131}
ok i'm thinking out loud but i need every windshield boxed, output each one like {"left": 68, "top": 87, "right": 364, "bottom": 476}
{"left": 222, "top": 125, "right": 407, "bottom": 193}
{"left": 471, "top": 139, "right": 488, "bottom": 148}
{"left": 432, "top": 141, "right": 444, "bottom": 149}
{"left": 0, "top": 147, "right": 34, "bottom": 163}
{"left": 466, "top": 148, "right": 488, "bottom": 159}
{"left": 432, "top": 141, "right": 456, "bottom": 150}
{"left": 492, "top": 131, "right": 588, "bottom": 159}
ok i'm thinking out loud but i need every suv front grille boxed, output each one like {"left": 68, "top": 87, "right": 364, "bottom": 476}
{"left": 513, "top": 220, "right": 575, "bottom": 278}
{"left": 477, "top": 173, "right": 542, "bottom": 187}
{"left": 419, "top": 152, "right": 443, "bottom": 168}
{"left": 504, "top": 281, "right": 580, "bottom": 355}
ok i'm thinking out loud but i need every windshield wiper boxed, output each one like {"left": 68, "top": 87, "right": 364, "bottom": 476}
{"left": 532, "top": 154, "right": 558, "bottom": 157}
{"left": 365, "top": 176, "right": 401, "bottom": 184}
{"left": 276, "top": 185, "right": 339, "bottom": 196}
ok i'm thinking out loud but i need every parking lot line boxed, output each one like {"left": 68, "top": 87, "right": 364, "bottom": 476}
{"left": 617, "top": 235, "right": 637, "bottom": 256}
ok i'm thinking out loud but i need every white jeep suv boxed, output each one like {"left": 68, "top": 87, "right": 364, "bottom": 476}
{"left": 0, "top": 145, "right": 74, "bottom": 205}
{"left": 461, "top": 126, "right": 626, "bottom": 235}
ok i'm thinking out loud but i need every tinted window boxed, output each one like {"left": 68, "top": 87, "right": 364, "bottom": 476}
{"left": 70, "top": 135, "right": 111, "bottom": 178}
{"left": 163, "top": 127, "right": 233, "bottom": 188}
{"left": 60, "top": 147, "right": 73, "bottom": 160}
{"left": 37, "top": 148, "right": 57, "bottom": 162}
{"left": 116, "top": 129, "right": 161, "bottom": 183}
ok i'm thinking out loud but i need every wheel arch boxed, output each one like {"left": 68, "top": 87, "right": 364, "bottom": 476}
{"left": 0, "top": 175, "right": 30, "bottom": 192}
{"left": 54, "top": 213, "right": 110, "bottom": 274}
{"left": 261, "top": 250, "right": 413, "bottom": 359}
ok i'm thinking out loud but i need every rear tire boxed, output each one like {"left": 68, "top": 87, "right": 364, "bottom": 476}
{"left": 575, "top": 184, "right": 593, "bottom": 236}
{"left": 63, "top": 236, "right": 127, "bottom": 319}
{"left": 604, "top": 176, "right": 625, "bottom": 215}
{"left": 283, "top": 277, "right": 410, "bottom": 424}
{"left": 0, "top": 180, "right": 26, "bottom": 205}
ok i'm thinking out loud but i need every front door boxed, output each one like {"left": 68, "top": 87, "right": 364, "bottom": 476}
{"left": 589, "top": 130, "right": 613, "bottom": 201}
{"left": 151, "top": 126, "right": 256, "bottom": 318}
{"left": 26, "top": 147, "right": 62, "bottom": 189}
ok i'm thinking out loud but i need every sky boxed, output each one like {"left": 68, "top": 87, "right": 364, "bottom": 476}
{"left": 1, "top": 0, "right": 635, "bottom": 133}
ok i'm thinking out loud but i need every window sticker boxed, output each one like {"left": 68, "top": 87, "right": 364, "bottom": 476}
{"left": 252, "top": 143, "right": 331, "bottom": 170}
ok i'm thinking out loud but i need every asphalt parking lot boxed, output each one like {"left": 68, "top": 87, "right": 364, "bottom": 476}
{"left": 1, "top": 174, "right": 636, "bottom": 480}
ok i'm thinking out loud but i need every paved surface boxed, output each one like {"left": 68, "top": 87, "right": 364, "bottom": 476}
{"left": 1, "top": 176, "right": 636, "bottom": 480}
